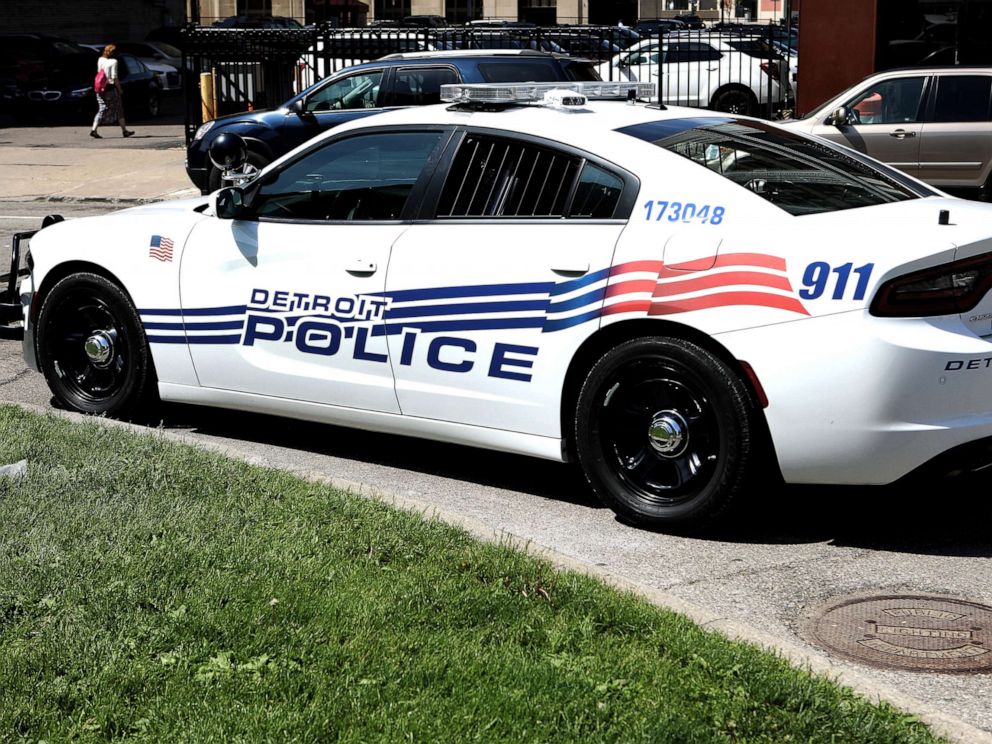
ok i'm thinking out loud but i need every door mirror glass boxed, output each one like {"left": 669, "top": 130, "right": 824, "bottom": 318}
{"left": 213, "top": 187, "right": 252, "bottom": 220}
{"left": 829, "top": 106, "right": 852, "bottom": 126}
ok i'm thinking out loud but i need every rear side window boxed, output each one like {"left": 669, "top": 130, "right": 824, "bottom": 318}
{"left": 932, "top": 75, "right": 992, "bottom": 123}
{"left": 478, "top": 61, "right": 559, "bottom": 83}
{"left": 665, "top": 43, "right": 722, "bottom": 63}
{"left": 563, "top": 61, "right": 601, "bottom": 81}
{"left": 394, "top": 67, "right": 460, "bottom": 105}
{"left": 618, "top": 119, "right": 925, "bottom": 216}
{"left": 436, "top": 135, "right": 623, "bottom": 219}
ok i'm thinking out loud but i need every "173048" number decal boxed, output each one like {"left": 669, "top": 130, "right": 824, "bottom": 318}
{"left": 642, "top": 200, "right": 725, "bottom": 225}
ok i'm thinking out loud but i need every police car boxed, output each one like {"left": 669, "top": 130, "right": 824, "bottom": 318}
{"left": 6, "top": 81, "right": 992, "bottom": 531}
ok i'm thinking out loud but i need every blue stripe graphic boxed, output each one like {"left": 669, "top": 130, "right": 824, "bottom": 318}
{"left": 385, "top": 299, "right": 549, "bottom": 320}
{"left": 375, "top": 317, "right": 547, "bottom": 335}
{"left": 543, "top": 309, "right": 603, "bottom": 333}
{"left": 147, "top": 334, "right": 242, "bottom": 344}
{"left": 381, "top": 281, "right": 554, "bottom": 303}
{"left": 143, "top": 320, "right": 245, "bottom": 331}
{"left": 546, "top": 287, "right": 606, "bottom": 314}
{"left": 549, "top": 268, "right": 610, "bottom": 297}
{"left": 139, "top": 305, "right": 248, "bottom": 317}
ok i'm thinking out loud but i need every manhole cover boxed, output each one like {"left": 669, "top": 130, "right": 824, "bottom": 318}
{"left": 809, "top": 594, "right": 992, "bottom": 673}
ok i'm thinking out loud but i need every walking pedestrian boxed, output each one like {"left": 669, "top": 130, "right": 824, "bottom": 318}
{"left": 90, "top": 44, "right": 134, "bottom": 139}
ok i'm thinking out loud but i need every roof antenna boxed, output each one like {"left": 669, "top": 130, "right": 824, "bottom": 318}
{"left": 939, "top": 209, "right": 950, "bottom": 226}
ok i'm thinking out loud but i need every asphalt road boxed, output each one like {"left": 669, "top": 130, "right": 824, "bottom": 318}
{"left": 2, "top": 198, "right": 991, "bottom": 740}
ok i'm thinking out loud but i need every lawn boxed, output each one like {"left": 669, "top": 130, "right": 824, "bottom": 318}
{"left": 0, "top": 405, "right": 939, "bottom": 742}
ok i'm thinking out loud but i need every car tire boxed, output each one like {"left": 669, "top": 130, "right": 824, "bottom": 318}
{"left": 710, "top": 86, "right": 759, "bottom": 116}
{"left": 36, "top": 272, "right": 158, "bottom": 418}
{"left": 146, "top": 88, "right": 160, "bottom": 117}
{"left": 574, "top": 336, "right": 755, "bottom": 530}
{"left": 206, "top": 149, "right": 269, "bottom": 193}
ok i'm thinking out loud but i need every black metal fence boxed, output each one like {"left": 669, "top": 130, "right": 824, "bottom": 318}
{"left": 181, "top": 23, "right": 797, "bottom": 145}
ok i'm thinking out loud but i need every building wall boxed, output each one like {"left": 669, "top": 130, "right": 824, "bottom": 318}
{"left": 4, "top": 0, "right": 185, "bottom": 42}
{"left": 795, "top": 0, "right": 876, "bottom": 115}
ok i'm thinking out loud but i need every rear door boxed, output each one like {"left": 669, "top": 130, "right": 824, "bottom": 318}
{"left": 808, "top": 75, "right": 928, "bottom": 179}
{"left": 382, "top": 129, "right": 636, "bottom": 438}
{"left": 918, "top": 73, "right": 992, "bottom": 188}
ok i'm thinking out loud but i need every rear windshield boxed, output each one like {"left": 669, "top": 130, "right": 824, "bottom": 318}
{"left": 616, "top": 118, "right": 932, "bottom": 216}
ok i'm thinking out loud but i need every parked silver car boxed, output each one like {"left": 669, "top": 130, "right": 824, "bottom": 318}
{"left": 781, "top": 66, "right": 992, "bottom": 192}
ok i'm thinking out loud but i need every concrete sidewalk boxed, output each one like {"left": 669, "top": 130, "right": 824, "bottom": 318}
{"left": 0, "top": 122, "right": 199, "bottom": 203}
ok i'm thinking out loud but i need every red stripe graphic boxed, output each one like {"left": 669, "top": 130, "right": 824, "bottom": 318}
{"left": 606, "top": 279, "right": 659, "bottom": 297}
{"left": 647, "top": 291, "right": 810, "bottom": 316}
{"left": 610, "top": 260, "right": 665, "bottom": 276}
{"left": 602, "top": 299, "right": 655, "bottom": 316}
{"left": 653, "top": 271, "right": 793, "bottom": 297}
{"left": 661, "top": 252, "right": 787, "bottom": 275}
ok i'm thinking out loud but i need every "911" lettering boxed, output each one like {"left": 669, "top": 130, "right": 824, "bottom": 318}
{"left": 799, "top": 262, "right": 874, "bottom": 301}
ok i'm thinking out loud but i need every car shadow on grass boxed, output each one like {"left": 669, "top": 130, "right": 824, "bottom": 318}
{"left": 144, "top": 400, "right": 992, "bottom": 557}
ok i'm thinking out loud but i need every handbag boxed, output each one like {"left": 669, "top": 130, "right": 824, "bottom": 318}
{"left": 94, "top": 68, "right": 108, "bottom": 95}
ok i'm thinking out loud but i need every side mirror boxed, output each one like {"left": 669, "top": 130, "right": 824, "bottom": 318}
{"left": 289, "top": 98, "right": 315, "bottom": 119}
{"left": 829, "top": 106, "right": 852, "bottom": 126}
{"left": 212, "top": 187, "right": 253, "bottom": 221}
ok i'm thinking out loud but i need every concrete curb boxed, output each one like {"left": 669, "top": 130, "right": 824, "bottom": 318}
{"left": 9, "top": 400, "right": 991, "bottom": 744}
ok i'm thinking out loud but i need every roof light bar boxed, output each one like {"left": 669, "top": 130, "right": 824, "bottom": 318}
{"left": 440, "top": 81, "right": 655, "bottom": 105}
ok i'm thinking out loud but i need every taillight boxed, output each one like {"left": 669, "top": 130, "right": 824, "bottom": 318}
{"left": 760, "top": 61, "right": 778, "bottom": 78}
{"left": 869, "top": 252, "right": 992, "bottom": 317}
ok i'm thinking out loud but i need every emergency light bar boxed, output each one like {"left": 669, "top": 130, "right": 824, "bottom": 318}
{"left": 439, "top": 81, "right": 655, "bottom": 106}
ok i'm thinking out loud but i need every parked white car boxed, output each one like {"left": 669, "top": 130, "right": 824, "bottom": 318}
{"left": 597, "top": 33, "right": 791, "bottom": 115}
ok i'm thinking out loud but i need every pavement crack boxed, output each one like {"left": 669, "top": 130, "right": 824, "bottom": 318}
{"left": 659, "top": 549, "right": 875, "bottom": 592}
{"left": 0, "top": 368, "right": 31, "bottom": 388}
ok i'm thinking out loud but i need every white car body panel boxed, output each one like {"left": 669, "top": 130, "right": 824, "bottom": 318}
{"left": 21, "top": 100, "right": 992, "bottom": 490}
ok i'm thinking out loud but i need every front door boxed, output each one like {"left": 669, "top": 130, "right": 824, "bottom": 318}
{"left": 179, "top": 128, "right": 450, "bottom": 413}
{"left": 808, "top": 75, "right": 928, "bottom": 180}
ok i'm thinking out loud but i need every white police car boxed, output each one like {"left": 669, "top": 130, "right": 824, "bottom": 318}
{"left": 7, "top": 81, "right": 992, "bottom": 530}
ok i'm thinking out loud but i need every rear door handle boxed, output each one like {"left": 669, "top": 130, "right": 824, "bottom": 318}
{"left": 890, "top": 129, "right": 917, "bottom": 139}
{"left": 551, "top": 263, "right": 589, "bottom": 277}
{"left": 346, "top": 259, "right": 377, "bottom": 276}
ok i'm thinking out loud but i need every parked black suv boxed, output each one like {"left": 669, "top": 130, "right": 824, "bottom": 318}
{"left": 185, "top": 50, "right": 600, "bottom": 193}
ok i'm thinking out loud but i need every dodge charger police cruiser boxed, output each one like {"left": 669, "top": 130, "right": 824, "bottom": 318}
{"left": 6, "top": 81, "right": 992, "bottom": 531}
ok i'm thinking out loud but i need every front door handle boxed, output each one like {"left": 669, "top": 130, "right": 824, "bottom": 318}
{"left": 551, "top": 263, "right": 589, "bottom": 277}
{"left": 890, "top": 129, "right": 917, "bottom": 139}
{"left": 346, "top": 259, "right": 377, "bottom": 276}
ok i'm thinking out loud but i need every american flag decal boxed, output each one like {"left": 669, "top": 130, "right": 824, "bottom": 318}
{"left": 149, "top": 235, "right": 174, "bottom": 262}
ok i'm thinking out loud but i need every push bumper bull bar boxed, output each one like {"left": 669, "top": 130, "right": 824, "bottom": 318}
{"left": 0, "top": 230, "right": 34, "bottom": 340}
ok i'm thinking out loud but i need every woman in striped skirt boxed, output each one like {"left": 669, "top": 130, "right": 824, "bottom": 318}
{"left": 91, "top": 44, "right": 134, "bottom": 139}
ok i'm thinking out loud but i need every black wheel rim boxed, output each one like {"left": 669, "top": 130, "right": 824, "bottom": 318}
{"left": 718, "top": 92, "right": 751, "bottom": 115}
{"left": 47, "top": 288, "right": 130, "bottom": 404}
{"left": 597, "top": 356, "right": 721, "bottom": 508}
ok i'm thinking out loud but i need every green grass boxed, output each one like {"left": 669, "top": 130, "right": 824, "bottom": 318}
{"left": 0, "top": 405, "right": 940, "bottom": 743}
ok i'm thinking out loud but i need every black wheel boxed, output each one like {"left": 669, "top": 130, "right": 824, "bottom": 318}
{"left": 710, "top": 86, "right": 758, "bottom": 116}
{"left": 574, "top": 337, "right": 755, "bottom": 530}
{"left": 146, "top": 88, "right": 160, "bottom": 117}
{"left": 207, "top": 149, "right": 269, "bottom": 192}
{"left": 36, "top": 273, "right": 157, "bottom": 418}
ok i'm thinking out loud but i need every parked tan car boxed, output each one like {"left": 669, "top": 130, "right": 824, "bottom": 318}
{"left": 781, "top": 66, "right": 992, "bottom": 192}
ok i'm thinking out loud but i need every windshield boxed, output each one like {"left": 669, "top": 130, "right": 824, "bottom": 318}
{"left": 617, "top": 118, "right": 933, "bottom": 216}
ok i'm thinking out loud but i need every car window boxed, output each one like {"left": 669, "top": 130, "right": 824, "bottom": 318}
{"left": 436, "top": 135, "right": 623, "bottom": 219}
{"left": 619, "top": 119, "right": 923, "bottom": 216}
{"left": 665, "top": 43, "right": 723, "bottom": 63}
{"left": 625, "top": 49, "right": 660, "bottom": 66}
{"left": 393, "top": 67, "right": 459, "bottom": 106}
{"left": 570, "top": 164, "right": 624, "bottom": 218}
{"left": 477, "top": 61, "right": 560, "bottom": 83}
{"left": 253, "top": 131, "right": 444, "bottom": 221}
{"left": 154, "top": 42, "right": 182, "bottom": 57}
{"left": 932, "top": 75, "right": 992, "bottom": 123}
{"left": 306, "top": 71, "right": 384, "bottom": 112}
{"left": 844, "top": 76, "right": 925, "bottom": 125}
